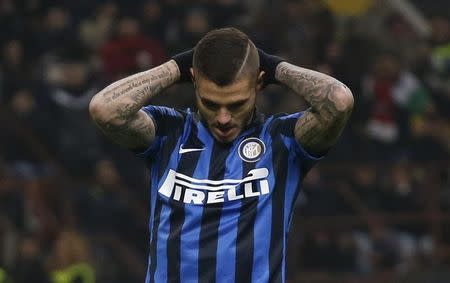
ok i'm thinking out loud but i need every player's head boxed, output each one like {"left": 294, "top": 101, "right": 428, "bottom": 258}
{"left": 190, "top": 27, "right": 264, "bottom": 143}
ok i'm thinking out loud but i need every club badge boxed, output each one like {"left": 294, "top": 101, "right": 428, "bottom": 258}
{"left": 238, "top": 137, "right": 266, "bottom": 162}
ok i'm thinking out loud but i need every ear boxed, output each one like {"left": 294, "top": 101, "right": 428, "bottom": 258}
{"left": 190, "top": 67, "right": 195, "bottom": 82}
{"left": 256, "top": 71, "right": 265, "bottom": 91}
{"left": 190, "top": 67, "right": 198, "bottom": 88}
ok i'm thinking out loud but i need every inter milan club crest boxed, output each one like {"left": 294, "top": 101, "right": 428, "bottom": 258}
{"left": 238, "top": 137, "right": 266, "bottom": 162}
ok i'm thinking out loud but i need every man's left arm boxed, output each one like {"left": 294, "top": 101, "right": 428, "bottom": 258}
{"left": 275, "top": 62, "right": 354, "bottom": 155}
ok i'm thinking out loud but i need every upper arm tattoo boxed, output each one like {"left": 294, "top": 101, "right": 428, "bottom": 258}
{"left": 275, "top": 62, "right": 354, "bottom": 155}
{"left": 94, "top": 110, "right": 156, "bottom": 150}
{"left": 295, "top": 107, "right": 351, "bottom": 155}
{"left": 90, "top": 60, "right": 179, "bottom": 150}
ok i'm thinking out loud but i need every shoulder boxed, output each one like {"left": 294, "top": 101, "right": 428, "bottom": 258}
{"left": 264, "top": 112, "right": 306, "bottom": 136}
{"left": 141, "top": 105, "right": 189, "bottom": 119}
{"left": 141, "top": 106, "right": 193, "bottom": 135}
{"left": 265, "top": 112, "right": 324, "bottom": 161}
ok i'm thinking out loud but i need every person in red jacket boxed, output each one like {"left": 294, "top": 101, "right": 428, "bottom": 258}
{"left": 99, "top": 17, "right": 166, "bottom": 82}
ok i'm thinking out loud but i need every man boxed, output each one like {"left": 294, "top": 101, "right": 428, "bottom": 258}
{"left": 89, "top": 28, "right": 353, "bottom": 283}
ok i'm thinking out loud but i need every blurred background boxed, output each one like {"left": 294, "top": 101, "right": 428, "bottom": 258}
{"left": 0, "top": 0, "right": 449, "bottom": 282}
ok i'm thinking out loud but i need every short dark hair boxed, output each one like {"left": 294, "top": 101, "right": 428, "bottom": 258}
{"left": 193, "top": 27, "right": 259, "bottom": 86}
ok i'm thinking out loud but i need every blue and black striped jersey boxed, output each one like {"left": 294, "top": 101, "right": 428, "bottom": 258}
{"left": 139, "top": 106, "right": 321, "bottom": 283}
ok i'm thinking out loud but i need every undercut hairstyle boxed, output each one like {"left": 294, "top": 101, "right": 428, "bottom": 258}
{"left": 193, "top": 27, "right": 259, "bottom": 86}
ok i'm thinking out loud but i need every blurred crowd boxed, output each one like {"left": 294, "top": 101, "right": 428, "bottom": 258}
{"left": 0, "top": 0, "right": 448, "bottom": 282}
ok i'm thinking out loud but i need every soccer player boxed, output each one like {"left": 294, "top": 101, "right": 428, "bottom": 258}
{"left": 89, "top": 28, "right": 353, "bottom": 283}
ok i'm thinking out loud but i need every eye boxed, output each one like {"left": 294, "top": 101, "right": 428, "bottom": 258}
{"left": 202, "top": 100, "right": 219, "bottom": 110}
{"left": 228, "top": 101, "right": 245, "bottom": 111}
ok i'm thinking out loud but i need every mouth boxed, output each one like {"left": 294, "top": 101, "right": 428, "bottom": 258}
{"left": 213, "top": 126, "right": 237, "bottom": 141}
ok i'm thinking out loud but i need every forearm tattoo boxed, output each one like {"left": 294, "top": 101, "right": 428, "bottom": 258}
{"left": 90, "top": 60, "right": 179, "bottom": 149}
{"left": 275, "top": 62, "right": 354, "bottom": 154}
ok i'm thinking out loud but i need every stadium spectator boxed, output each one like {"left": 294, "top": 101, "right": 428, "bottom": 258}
{"left": 1, "top": 40, "right": 32, "bottom": 102}
{"left": 43, "top": 45, "right": 105, "bottom": 176}
{"left": 79, "top": 2, "right": 119, "bottom": 51}
{"left": 12, "top": 233, "right": 50, "bottom": 283}
{"left": 99, "top": 17, "right": 166, "bottom": 82}
{"left": 139, "top": 1, "right": 168, "bottom": 42}
{"left": 48, "top": 230, "right": 95, "bottom": 283}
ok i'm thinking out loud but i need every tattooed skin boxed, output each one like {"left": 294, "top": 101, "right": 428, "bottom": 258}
{"left": 89, "top": 60, "right": 180, "bottom": 150}
{"left": 275, "top": 62, "right": 354, "bottom": 155}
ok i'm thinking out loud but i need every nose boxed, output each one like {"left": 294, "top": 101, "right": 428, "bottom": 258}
{"left": 216, "top": 107, "right": 231, "bottom": 125}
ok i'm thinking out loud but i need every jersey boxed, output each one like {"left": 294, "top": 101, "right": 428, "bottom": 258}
{"left": 138, "top": 106, "right": 322, "bottom": 283}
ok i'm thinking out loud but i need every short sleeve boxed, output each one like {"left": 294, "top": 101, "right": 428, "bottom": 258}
{"left": 268, "top": 112, "right": 324, "bottom": 176}
{"left": 135, "top": 105, "right": 185, "bottom": 158}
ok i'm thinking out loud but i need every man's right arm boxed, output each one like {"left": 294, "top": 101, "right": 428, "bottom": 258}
{"left": 89, "top": 60, "right": 180, "bottom": 150}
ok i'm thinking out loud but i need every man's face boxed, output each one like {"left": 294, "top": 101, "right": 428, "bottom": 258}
{"left": 193, "top": 71, "right": 262, "bottom": 143}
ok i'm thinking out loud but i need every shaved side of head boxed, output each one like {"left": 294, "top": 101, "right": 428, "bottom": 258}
{"left": 234, "top": 40, "right": 259, "bottom": 83}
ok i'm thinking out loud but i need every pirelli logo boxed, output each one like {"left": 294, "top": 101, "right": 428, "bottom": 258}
{"left": 158, "top": 168, "right": 270, "bottom": 204}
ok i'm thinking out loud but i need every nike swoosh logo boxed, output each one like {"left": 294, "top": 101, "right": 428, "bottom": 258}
{"left": 179, "top": 145, "right": 205, "bottom": 154}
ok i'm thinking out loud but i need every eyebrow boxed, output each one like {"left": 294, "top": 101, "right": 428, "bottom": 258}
{"left": 200, "top": 97, "right": 249, "bottom": 106}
